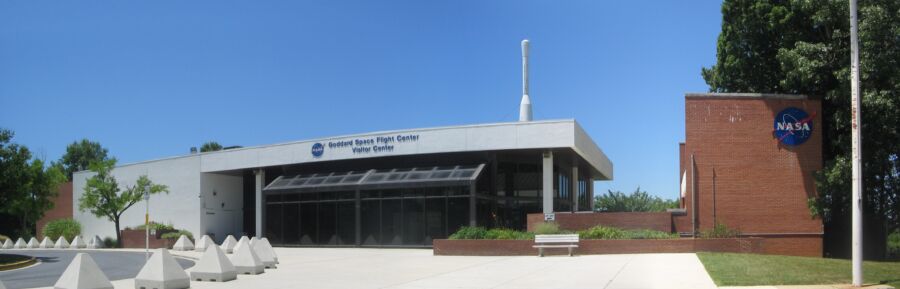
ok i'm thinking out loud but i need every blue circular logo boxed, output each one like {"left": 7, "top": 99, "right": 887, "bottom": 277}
{"left": 774, "top": 107, "right": 813, "bottom": 146}
{"left": 311, "top": 142, "right": 324, "bottom": 157}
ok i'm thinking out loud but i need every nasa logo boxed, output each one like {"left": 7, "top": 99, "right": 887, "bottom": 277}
{"left": 774, "top": 107, "right": 814, "bottom": 146}
{"left": 311, "top": 142, "right": 324, "bottom": 157}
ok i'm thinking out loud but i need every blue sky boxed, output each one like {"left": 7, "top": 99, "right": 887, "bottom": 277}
{"left": 0, "top": 0, "right": 723, "bottom": 200}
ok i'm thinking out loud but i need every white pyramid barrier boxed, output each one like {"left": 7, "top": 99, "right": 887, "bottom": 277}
{"left": 14, "top": 238, "right": 26, "bottom": 249}
{"left": 189, "top": 245, "right": 236, "bottom": 282}
{"left": 2, "top": 238, "right": 13, "bottom": 249}
{"left": 194, "top": 235, "right": 213, "bottom": 252}
{"left": 221, "top": 235, "right": 237, "bottom": 254}
{"left": 229, "top": 239, "right": 264, "bottom": 275}
{"left": 40, "top": 237, "right": 54, "bottom": 248}
{"left": 171, "top": 235, "right": 193, "bottom": 251}
{"left": 55, "top": 236, "right": 70, "bottom": 249}
{"left": 134, "top": 248, "right": 190, "bottom": 289}
{"left": 233, "top": 236, "right": 249, "bottom": 253}
{"left": 259, "top": 238, "right": 278, "bottom": 264}
{"left": 249, "top": 236, "right": 259, "bottom": 248}
{"left": 251, "top": 238, "right": 276, "bottom": 269}
{"left": 70, "top": 236, "right": 86, "bottom": 249}
{"left": 54, "top": 253, "right": 113, "bottom": 289}
{"left": 88, "top": 236, "right": 103, "bottom": 249}
{"left": 27, "top": 237, "right": 39, "bottom": 249}
{"left": 0, "top": 277, "right": 6, "bottom": 289}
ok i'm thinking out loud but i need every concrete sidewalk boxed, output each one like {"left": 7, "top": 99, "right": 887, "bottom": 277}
{"left": 28, "top": 248, "right": 717, "bottom": 289}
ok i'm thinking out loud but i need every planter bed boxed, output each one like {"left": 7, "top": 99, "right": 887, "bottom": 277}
{"left": 433, "top": 238, "right": 765, "bottom": 256}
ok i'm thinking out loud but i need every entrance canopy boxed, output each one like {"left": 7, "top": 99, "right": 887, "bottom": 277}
{"left": 264, "top": 164, "right": 486, "bottom": 193}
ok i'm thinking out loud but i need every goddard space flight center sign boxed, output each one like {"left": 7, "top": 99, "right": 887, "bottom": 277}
{"left": 312, "top": 134, "right": 420, "bottom": 158}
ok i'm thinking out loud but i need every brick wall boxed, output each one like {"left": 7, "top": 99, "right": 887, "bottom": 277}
{"left": 679, "top": 94, "right": 823, "bottom": 256}
{"left": 526, "top": 212, "right": 672, "bottom": 232}
{"left": 36, "top": 182, "right": 73, "bottom": 239}
{"left": 120, "top": 229, "right": 176, "bottom": 249}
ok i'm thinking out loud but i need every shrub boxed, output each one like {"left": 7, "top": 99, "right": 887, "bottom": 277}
{"left": 103, "top": 236, "right": 118, "bottom": 248}
{"left": 533, "top": 222, "right": 562, "bottom": 235}
{"left": 161, "top": 230, "right": 193, "bottom": 241}
{"left": 578, "top": 225, "right": 627, "bottom": 239}
{"left": 42, "top": 218, "right": 82, "bottom": 241}
{"left": 449, "top": 226, "right": 488, "bottom": 239}
{"left": 624, "top": 229, "right": 678, "bottom": 239}
{"left": 888, "top": 230, "right": 900, "bottom": 256}
{"left": 131, "top": 221, "right": 175, "bottom": 231}
{"left": 484, "top": 228, "right": 534, "bottom": 240}
{"left": 699, "top": 223, "right": 741, "bottom": 238}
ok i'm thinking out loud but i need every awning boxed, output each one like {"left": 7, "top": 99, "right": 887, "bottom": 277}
{"left": 263, "top": 164, "right": 486, "bottom": 193}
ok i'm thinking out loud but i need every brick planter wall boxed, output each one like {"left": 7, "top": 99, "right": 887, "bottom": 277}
{"left": 36, "top": 182, "right": 73, "bottom": 239}
{"left": 526, "top": 212, "right": 672, "bottom": 232}
{"left": 433, "top": 238, "right": 765, "bottom": 256}
{"left": 119, "top": 229, "right": 177, "bottom": 249}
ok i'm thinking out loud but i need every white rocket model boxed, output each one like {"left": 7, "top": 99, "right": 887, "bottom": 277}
{"left": 519, "top": 39, "right": 533, "bottom": 122}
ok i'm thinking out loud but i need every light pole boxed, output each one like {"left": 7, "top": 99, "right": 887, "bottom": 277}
{"left": 848, "top": 0, "right": 863, "bottom": 286}
{"left": 144, "top": 184, "right": 150, "bottom": 261}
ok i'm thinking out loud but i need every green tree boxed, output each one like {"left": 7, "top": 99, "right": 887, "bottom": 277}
{"left": 594, "top": 187, "right": 679, "bottom": 212}
{"left": 0, "top": 129, "right": 66, "bottom": 237}
{"left": 199, "top": 141, "right": 223, "bottom": 152}
{"left": 703, "top": 0, "right": 899, "bottom": 258}
{"left": 56, "top": 139, "right": 109, "bottom": 180}
{"left": 79, "top": 159, "right": 168, "bottom": 247}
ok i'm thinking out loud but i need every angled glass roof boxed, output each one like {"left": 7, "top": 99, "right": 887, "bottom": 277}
{"left": 264, "top": 164, "right": 485, "bottom": 193}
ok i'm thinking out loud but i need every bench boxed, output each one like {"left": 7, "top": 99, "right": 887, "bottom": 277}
{"left": 533, "top": 234, "right": 579, "bottom": 257}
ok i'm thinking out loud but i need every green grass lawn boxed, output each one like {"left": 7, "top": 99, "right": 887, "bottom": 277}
{"left": 697, "top": 252, "right": 900, "bottom": 288}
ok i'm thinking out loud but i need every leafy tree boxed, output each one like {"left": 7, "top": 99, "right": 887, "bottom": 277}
{"left": 56, "top": 139, "right": 109, "bottom": 180}
{"left": 594, "top": 187, "right": 679, "bottom": 212}
{"left": 199, "top": 141, "right": 223, "bottom": 152}
{"left": 703, "top": 0, "right": 899, "bottom": 258}
{"left": 79, "top": 159, "right": 168, "bottom": 247}
{"left": 0, "top": 129, "right": 66, "bottom": 237}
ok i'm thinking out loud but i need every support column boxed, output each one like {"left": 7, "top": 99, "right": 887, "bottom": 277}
{"left": 587, "top": 178, "right": 594, "bottom": 211}
{"left": 571, "top": 165, "right": 579, "bottom": 212}
{"left": 469, "top": 184, "right": 477, "bottom": 226}
{"left": 254, "top": 169, "right": 265, "bottom": 238}
{"left": 542, "top": 150, "right": 554, "bottom": 215}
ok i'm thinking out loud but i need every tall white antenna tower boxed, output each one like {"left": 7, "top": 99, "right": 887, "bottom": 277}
{"left": 519, "top": 39, "right": 533, "bottom": 122}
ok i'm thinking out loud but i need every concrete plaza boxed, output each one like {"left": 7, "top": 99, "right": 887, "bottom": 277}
{"left": 171, "top": 248, "right": 715, "bottom": 289}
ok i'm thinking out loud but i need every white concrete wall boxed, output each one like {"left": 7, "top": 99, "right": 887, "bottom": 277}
{"left": 199, "top": 173, "right": 244, "bottom": 243}
{"left": 72, "top": 155, "right": 202, "bottom": 242}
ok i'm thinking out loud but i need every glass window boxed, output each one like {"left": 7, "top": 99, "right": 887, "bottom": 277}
{"left": 282, "top": 203, "right": 299, "bottom": 244}
{"left": 299, "top": 203, "right": 317, "bottom": 245}
{"left": 425, "top": 198, "right": 446, "bottom": 245}
{"left": 402, "top": 198, "right": 425, "bottom": 246}
{"left": 318, "top": 202, "right": 337, "bottom": 245}
{"left": 447, "top": 197, "right": 469, "bottom": 235}
{"left": 360, "top": 190, "right": 379, "bottom": 199}
{"left": 300, "top": 192, "right": 319, "bottom": 202}
{"left": 337, "top": 201, "right": 356, "bottom": 245}
{"left": 360, "top": 200, "right": 380, "bottom": 245}
{"left": 381, "top": 189, "right": 401, "bottom": 198}
{"left": 381, "top": 199, "right": 402, "bottom": 245}
{"left": 265, "top": 203, "right": 283, "bottom": 244}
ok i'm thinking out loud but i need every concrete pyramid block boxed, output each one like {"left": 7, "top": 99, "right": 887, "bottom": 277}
{"left": 232, "top": 236, "right": 249, "bottom": 253}
{"left": 194, "top": 235, "right": 213, "bottom": 252}
{"left": 189, "top": 244, "right": 236, "bottom": 282}
{"left": 2, "top": 238, "right": 13, "bottom": 249}
{"left": 134, "top": 248, "right": 190, "bottom": 289}
{"left": 70, "top": 236, "right": 86, "bottom": 249}
{"left": 54, "top": 253, "right": 113, "bottom": 289}
{"left": 41, "top": 237, "right": 54, "bottom": 248}
{"left": 229, "top": 239, "right": 264, "bottom": 275}
{"left": 171, "top": 235, "right": 193, "bottom": 251}
{"left": 55, "top": 237, "right": 70, "bottom": 249}
{"left": 259, "top": 238, "right": 278, "bottom": 264}
{"left": 14, "top": 238, "right": 26, "bottom": 249}
{"left": 0, "top": 277, "right": 6, "bottom": 289}
{"left": 249, "top": 236, "right": 258, "bottom": 248}
{"left": 88, "top": 236, "right": 104, "bottom": 249}
{"left": 220, "top": 235, "right": 237, "bottom": 254}
{"left": 251, "top": 238, "right": 276, "bottom": 269}
{"left": 27, "top": 237, "right": 39, "bottom": 248}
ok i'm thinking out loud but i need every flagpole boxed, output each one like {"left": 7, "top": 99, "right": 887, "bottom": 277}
{"left": 848, "top": 0, "right": 863, "bottom": 286}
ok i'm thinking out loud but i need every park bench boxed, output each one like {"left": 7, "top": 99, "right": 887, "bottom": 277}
{"left": 533, "top": 234, "right": 579, "bottom": 257}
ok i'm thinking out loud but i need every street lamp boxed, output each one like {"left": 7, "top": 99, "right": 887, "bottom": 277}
{"left": 144, "top": 184, "right": 150, "bottom": 261}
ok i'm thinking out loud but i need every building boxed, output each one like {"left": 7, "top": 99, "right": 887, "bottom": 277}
{"left": 71, "top": 120, "right": 613, "bottom": 247}
{"left": 674, "top": 93, "right": 823, "bottom": 256}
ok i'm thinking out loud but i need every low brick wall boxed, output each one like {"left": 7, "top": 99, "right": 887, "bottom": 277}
{"left": 120, "top": 229, "right": 176, "bottom": 249}
{"left": 526, "top": 212, "right": 672, "bottom": 232}
{"left": 433, "top": 238, "right": 765, "bottom": 256}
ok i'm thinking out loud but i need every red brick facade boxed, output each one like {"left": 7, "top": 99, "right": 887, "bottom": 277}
{"left": 36, "top": 182, "right": 73, "bottom": 239}
{"left": 119, "top": 229, "right": 176, "bottom": 249}
{"left": 677, "top": 94, "right": 823, "bottom": 256}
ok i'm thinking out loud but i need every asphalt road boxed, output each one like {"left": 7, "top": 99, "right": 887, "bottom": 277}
{"left": 0, "top": 250, "right": 194, "bottom": 289}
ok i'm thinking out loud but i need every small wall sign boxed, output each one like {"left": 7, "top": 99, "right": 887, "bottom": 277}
{"left": 774, "top": 107, "right": 814, "bottom": 146}
{"left": 544, "top": 213, "right": 555, "bottom": 221}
